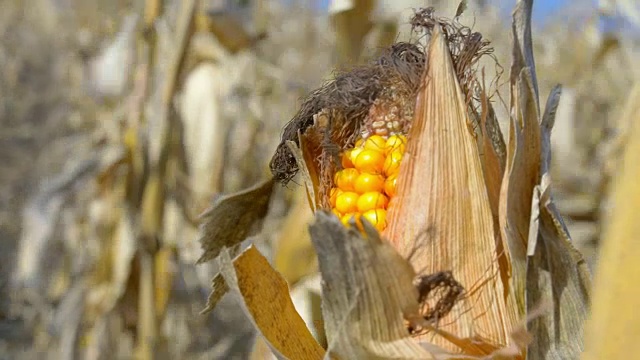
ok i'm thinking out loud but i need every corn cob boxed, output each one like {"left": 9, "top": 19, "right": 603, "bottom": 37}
{"left": 330, "top": 133, "right": 406, "bottom": 232}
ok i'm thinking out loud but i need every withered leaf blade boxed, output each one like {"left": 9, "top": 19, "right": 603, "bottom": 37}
{"left": 200, "top": 274, "right": 228, "bottom": 315}
{"left": 510, "top": 0, "right": 539, "bottom": 105}
{"left": 215, "top": 246, "right": 326, "bottom": 359}
{"left": 499, "top": 68, "right": 541, "bottom": 316}
{"left": 525, "top": 176, "right": 591, "bottom": 360}
{"left": 309, "top": 211, "right": 433, "bottom": 359}
{"left": 197, "top": 178, "right": 275, "bottom": 264}
{"left": 540, "top": 84, "right": 562, "bottom": 175}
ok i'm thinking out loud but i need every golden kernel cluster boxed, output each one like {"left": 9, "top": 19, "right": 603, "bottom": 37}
{"left": 330, "top": 134, "right": 406, "bottom": 231}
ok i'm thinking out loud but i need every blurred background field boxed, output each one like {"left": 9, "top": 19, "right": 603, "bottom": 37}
{"left": 0, "top": 0, "right": 637, "bottom": 359}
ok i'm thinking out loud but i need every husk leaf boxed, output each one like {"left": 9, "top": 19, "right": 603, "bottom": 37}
{"left": 384, "top": 25, "right": 519, "bottom": 353}
{"left": 214, "top": 246, "right": 326, "bottom": 360}
{"left": 309, "top": 211, "right": 433, "bottom": 360}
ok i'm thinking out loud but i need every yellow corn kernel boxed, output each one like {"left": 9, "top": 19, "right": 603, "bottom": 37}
{"left": 357, "top": 191, "right": 389, "bottom": 213}
{"left": 332, "top": 208, "right": 342, "bottom": 218}
{"left": 384, "top": 173, "right": 397, "bottom": 197}
{"left": 385, "top": 134, "right": 406, "bottom": 154}
{"left": 353, "top": 172, "right": 385, "bottom": 194}
{"left": 354, "top": 149, "right": 385, "bottom": 174}
{"left": 383, "top": 149, "right": 403, "bottom": 176}
{"left": 329, "top": 187, "right": 343, "bottom": 208}
{"left": 334, "top": 168, "right": 359, "bottom": 192}
{"left": 349, "top": 147, "right": 364, "bottom": 165}
{"left": 363, "top": 135, "right": 387, "bottom": 152}
{"left": 335, "top": 191, "right": 359, "bottom": 214}
{"left": 362, "top": 208, "right": 387, "bottom": 232}
{"left": 341, "top": 149, "right": 355, "bottom": 168}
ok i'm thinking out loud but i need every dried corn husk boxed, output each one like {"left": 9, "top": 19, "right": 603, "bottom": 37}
{"left": 384, "top": 24, "right": 519, "bottom": 354}
{"left": 309, "top": 212, "right": 432, "bottom": 359}
{"left": 212, "top": 246, "right": 326, "bottom": 360}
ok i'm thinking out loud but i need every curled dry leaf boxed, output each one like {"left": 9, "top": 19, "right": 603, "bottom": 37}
{"left": 214, "top": 246, "right": 326, "bottom": 360}
{"left": 197, "top": 178, "right": 275, "bottom": 264}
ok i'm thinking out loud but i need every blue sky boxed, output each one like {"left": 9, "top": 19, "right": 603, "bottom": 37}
{"left": 313, "top": 0, "right": 591, "bottom": 26}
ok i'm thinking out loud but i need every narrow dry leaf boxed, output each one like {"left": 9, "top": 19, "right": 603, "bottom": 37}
{"left": 216, "top": 246, "right": 326, "bottom": 360}
{"left": 200, "top": 274, "right": 228, "bottom": 315}
{"left": 499, "top": 68, "right": 541, "bottom": 315}
{"left": 309, "top": 211, "right": 433, "bottom": 360}
{"left": 510, "top": 0, "right": 539, "bottom": 105}
{"left": 582, "top": 88, "right": 640, "bottom": 359}
{"left": 540, "top": 85, "right": 562, "bottom": 175}
{"left": 385, "top": 26, "right": 518, "bottom": 353}
{"left": 197, "top": 178, "right": 275, "bottom": 264}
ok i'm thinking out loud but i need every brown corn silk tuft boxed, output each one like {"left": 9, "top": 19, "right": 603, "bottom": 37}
{"left": 384, "top": 26, "right": 520, "bottom": 354}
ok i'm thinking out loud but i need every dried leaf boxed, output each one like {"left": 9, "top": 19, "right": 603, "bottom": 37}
{"left": 197, "top": 178, "right": 275, "bottom": 264}
{"left": 385, "top": 25, "right": 518, "bottom": 353}
{"left": 540, "top": 85, "right": 562, "bottom": 175}
{"left": 510, "top": 0, "right": 538, "bottom": 106}
{"left": 309, "top": 211, "right": 433, "bottom": 360}
{"left": 216, "top": 246, "right": 326, "bottom": 360}
{"left": 582, "top": 85, "right": 640, "bottom": 360}
{"left": 525, "top": 176, "right": 591, "bottom": 360}
{"left": 499, "top": 68, "right": 541, "bottom": 316}
{"left": 201, "top": 274, "right": 228, "bottom": 315}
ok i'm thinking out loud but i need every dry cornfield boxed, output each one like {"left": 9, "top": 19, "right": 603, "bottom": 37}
{"left": 1, "top": 0, "right": 639, "bottom": 359}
